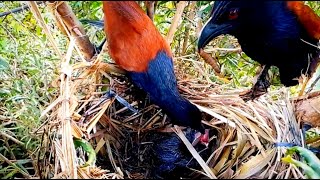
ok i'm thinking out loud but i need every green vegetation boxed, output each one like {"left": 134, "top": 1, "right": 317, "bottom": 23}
{"left": 283, "top": 146, "right": 320, "bottom": 179}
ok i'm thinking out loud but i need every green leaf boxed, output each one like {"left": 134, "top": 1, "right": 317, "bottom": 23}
{"left": 0, "top": 57, "right": 9, "bottom": 70}
{"left": 282, "top": 155, "right": 320, "bottom": 179}
{"left": 166, "top": 2, "right": 174, "bottom": 10}
{"left": 73, "top": 138, "right": 96, "bottom": 167}
{"left": 27, "top": 68, "right": 40, "bottom": 76}
{"left": 91, "top": 1, "right": 102, "bottom": 9}
{"left": 0, "top": 89, "right": 11, "bottom": 98}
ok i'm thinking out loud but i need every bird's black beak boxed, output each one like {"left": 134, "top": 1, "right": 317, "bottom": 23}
{"left": 197, "top": 22, "right": 232, "bottom": 52}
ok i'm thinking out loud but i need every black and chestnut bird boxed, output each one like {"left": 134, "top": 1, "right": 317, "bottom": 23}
{"left": 198, "top": 1, "right": 320, "bottom": 101}
{"left": 101, "top": 1, "right": 209, "bottom": 144}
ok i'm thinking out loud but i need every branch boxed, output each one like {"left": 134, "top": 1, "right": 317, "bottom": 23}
{"left": 182, "top": 1, "right": 196, "bottom": 55}
{"left": 145, "top": 1, "right": 156, "bottom": 21}
{"left": 47, "top": 1, "right": 68, "bottom": 36}
{"left": 166, "top": 1, "right": 187, "bottom": 45}
{"left": 47, "top": 1, "right": 96, "bottom": 61}
{"left": 195, "top": 13, "right": 203, "bottom": 38}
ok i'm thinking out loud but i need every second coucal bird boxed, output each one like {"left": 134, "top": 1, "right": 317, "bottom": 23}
{"left": 198, "top": 1, "right": 320, "bottom": 101}
{"left": 101, "top": 1, "right": 208, "bottom": 144}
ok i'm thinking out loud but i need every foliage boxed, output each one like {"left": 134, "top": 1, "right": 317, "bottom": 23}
{"left": 282, "top": 146, "right": 320, "bottom": 179}
{"left": 0, "top": 1, "right": 62, "bottom": 178}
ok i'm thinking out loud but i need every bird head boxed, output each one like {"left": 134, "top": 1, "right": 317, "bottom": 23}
{"left": 197, "top": 1, "right": 270, "bottom": 51}
{"left": 184, "top": 104, "right": 205, "bottom": 134}
{"left": 167, "top": 99, "right": 205, "bottom": 134}
{"left": 182, "top": 104, "right": 210, "bottom": 146}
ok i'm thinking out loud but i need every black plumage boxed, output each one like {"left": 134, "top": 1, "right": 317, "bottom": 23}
{"left": 148, "top": 128, "right": 213, "bottom": 179}
{"left": 198, "top": 1, "right": 320, "bottom": 100}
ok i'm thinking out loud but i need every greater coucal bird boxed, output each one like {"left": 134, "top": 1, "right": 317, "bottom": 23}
{"left": 102, "top": 1, "right": 209, "bottom": 144}
{"left": 198, "top": 1, "right": 320, "bottom": 101}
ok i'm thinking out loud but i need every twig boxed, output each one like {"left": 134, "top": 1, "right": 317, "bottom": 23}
{"left": 58, "top": 39, "right": 78, "bottom": 178}
{"left": 174, "top": 126, "right": 217, "bottom": 179}
{"left": 27, "top": 1, "right": 64, "bottom": 59}
{"left": 0, "top": 153, "right": 31, "bottom": 178}
{"left": 182, "top": 2, "right": 196, "bottom": 55}
{"left": 206, "top": 47, "right": 242, "bottom": 53}
{"left": 306, "top": 73, "right": 320, "bottom": 94}
{"left": 145, "top": 1, "right": 156, "bottom": 21}
{"left": 298, "top": 76, "right": 310, "bottom": 96}
{"left": 166, "top": 1, "right": 187, "bottom": 45}
{"left": 192, "top": 102, "right": 236, "bottom": 128}
{"left": 0, "top": 1, "right": 44, "bottom": 18}
{"left": 0, "top": 132, "right": 25, "bottom": 147}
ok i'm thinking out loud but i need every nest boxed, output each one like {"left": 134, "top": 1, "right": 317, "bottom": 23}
{"left": 34, "top": 38, "right": 308, "bottom": 178}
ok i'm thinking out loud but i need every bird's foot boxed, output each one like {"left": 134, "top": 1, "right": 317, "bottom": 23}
{"left": 240, "top": 80, "right": 270, "bottom": 102}
{"left": 239, "top": 89, "right": 264, "bottom": 102}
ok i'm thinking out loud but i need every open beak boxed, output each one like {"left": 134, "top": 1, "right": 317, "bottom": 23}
{"left": 197, "top": 22, "right": 232, "bottom": 52}
{"left": 192, "top": 129, "right": 210, "bottom": 147}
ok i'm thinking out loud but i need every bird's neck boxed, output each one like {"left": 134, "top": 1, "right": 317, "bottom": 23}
{"left": 159, "top": 95, "right": 198, "bottom": 125}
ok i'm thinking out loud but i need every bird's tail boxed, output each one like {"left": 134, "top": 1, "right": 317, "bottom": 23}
{"left": 80, "top": 19, "right": 104, "bottom": 29}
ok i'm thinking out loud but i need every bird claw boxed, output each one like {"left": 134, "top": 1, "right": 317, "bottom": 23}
{"left": 107, "top": 90, "right": 139, "bottom": 114}
{"left": 239, "top": 88, "right": 266, "bottom": 102}
{"left": 240, "top": 78, "right": 270, "bottom": 101}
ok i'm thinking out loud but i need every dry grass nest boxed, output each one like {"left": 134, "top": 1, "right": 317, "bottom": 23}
{"left": 32, "top": 38, "right": 312, "bottom": 179}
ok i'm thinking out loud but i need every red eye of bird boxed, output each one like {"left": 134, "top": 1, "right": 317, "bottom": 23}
{"left": 228, "top": 9, "right": 239, "bottom": 20}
